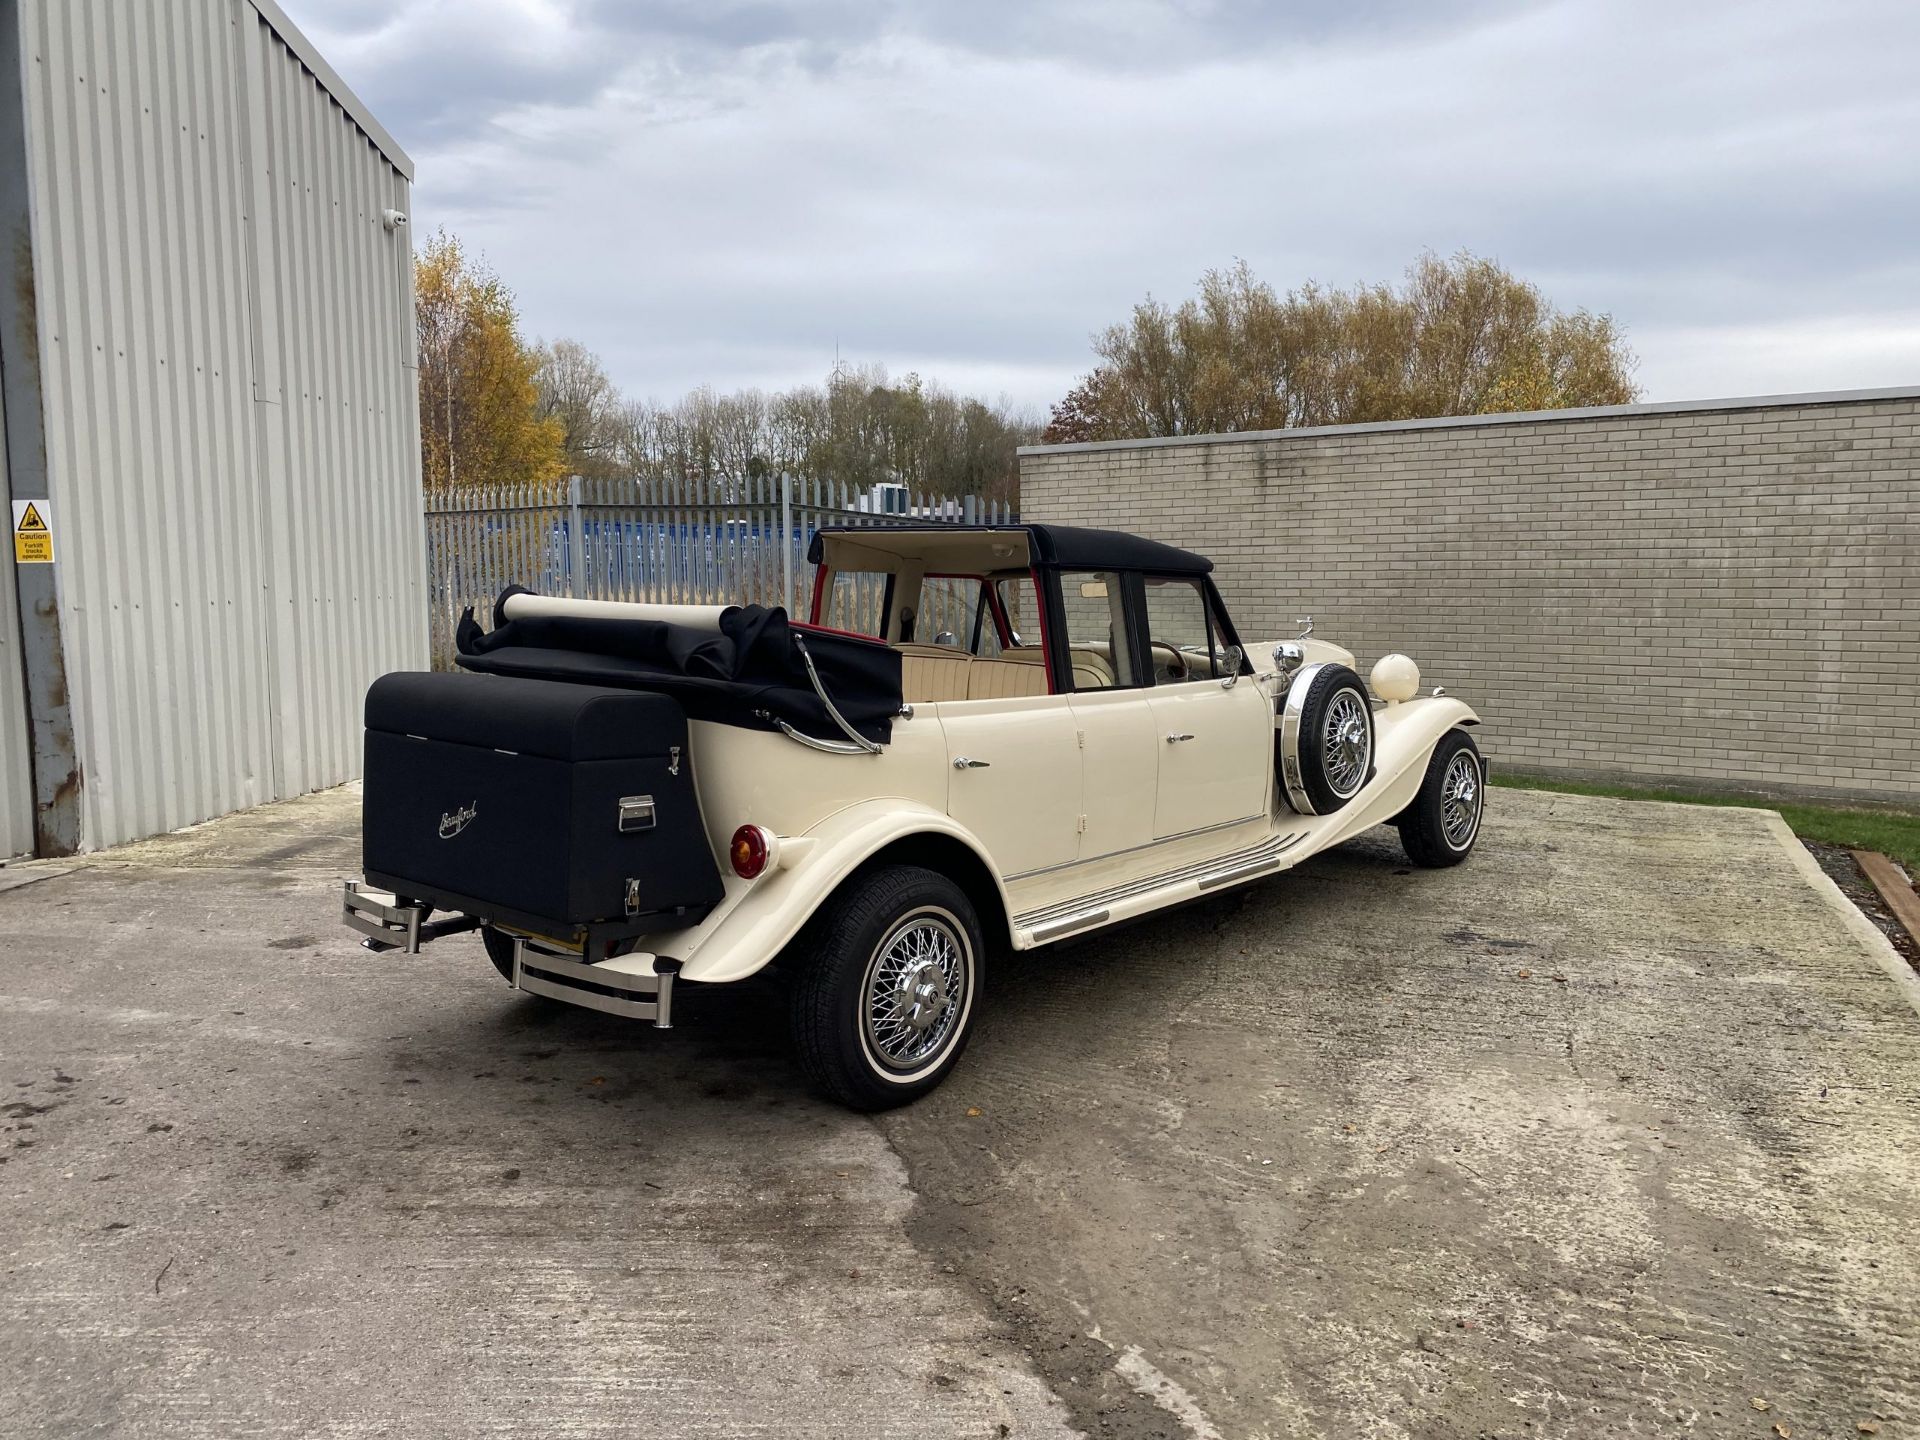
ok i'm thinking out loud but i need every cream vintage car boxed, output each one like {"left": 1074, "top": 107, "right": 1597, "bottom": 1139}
{"left": 343, "top": 523, "right": 1484, "bottom": 1108}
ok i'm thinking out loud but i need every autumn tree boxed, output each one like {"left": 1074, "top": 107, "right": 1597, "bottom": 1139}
{"left": 415, "top": 231, "right": 566, "bottom": 490}
{"left": 533, "top": 338, "right": 625, "bottom": 480}
{"left": 1043, "top": 251, "right": 1639, "bottom": 443}
{"left": 613, "top": 363, "right": 1036, "bottom": 504}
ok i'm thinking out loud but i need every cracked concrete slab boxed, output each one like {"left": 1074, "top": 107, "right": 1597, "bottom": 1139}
{"left": 3, "top": 784, "right": 1914, "bottom": 1438}
{"left": 0, "top": 789, "right": 1075, "bottom": 1439}
{"left": 879, "top": 790, "right": 1920, "bottom": 1439}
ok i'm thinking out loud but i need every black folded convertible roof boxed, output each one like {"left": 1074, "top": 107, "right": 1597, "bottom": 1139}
{"left": 808, "top": 522, "right": 1212, "bottom": 576}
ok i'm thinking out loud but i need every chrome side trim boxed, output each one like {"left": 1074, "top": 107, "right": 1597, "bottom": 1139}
{"left": 1015, "top": 830, "right": 1306, "bottom": 930}
{"left": 791, "top": 634, "right": 882, "bottom": 754}
{"left": 763, "top": 714, "right": 876, "bottom": 756}
{"left": 1197, "top": 854, "right": 1285, "bottom": 891}
{"left": 1028, "top": 909, "right": 1110, "bottom": 943}
{"left": 1004, "top": 813, "right": 1268, "bottom": 883}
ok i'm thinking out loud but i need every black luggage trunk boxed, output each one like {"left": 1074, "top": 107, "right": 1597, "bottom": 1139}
{"left": 362, "top": 672, "right": 724, "bottom": 937}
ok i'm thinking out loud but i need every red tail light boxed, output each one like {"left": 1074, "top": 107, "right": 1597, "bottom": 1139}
{"left": 729, "top": 824, "right": 772, "bottom": 879}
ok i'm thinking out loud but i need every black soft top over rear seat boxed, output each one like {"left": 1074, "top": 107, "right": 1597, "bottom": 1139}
{"left": 453, "top": 593, "right": 903, "bottom": 746}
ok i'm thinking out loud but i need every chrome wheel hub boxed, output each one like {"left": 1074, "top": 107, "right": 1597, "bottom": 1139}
{"left": 890, "top": 960, "right": 952, "bottom": 1036}
{"left": 864, "top": 914, "right": 968, "bottom": 1071}
{"left": 1441, "top": 751, "right": 1482, "bottom": 848}
{"left": 1322, "top": 689, "right": 1372, "bottom": 796}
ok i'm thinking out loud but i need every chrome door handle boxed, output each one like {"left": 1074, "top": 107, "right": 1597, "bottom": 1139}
{"left": 952, "top": 756, "right": 991, "bottom": 769}
{"left": 1165, "top": 732, "right": 1195, "bottom": 743}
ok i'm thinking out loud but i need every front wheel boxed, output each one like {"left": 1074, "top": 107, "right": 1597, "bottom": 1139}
{"left": 1398, "top": 729, "right": 1485, "bottom": 867}
{"left": 789, "top": 865, "right": 982, "bottom": 1111}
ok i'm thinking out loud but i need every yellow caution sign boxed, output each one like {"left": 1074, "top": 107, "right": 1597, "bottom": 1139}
{"left": 12, "top": 498, "right": 54, "bottom": 564}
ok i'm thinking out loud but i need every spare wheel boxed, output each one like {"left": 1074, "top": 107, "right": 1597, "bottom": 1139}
{"left": 1279, "top": 662, "right": 1374, "bottom": 815}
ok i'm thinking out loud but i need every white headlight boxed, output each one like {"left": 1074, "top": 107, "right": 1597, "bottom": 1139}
{"left": 1369, "top": 653, "right": 1421, "bottom": 704}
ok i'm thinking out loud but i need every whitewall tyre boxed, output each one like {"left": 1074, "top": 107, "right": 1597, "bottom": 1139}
{"left": 789, "top": 865, "right": 982, "bottom": 1111}
{"left": 1398, "top": 729, "right": 1485, "bottom": 868}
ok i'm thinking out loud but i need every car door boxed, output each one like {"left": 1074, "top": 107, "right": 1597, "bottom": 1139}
{"left": 1053, "top": 570, "right": 1162, "bottom": 862}
{"left": 1138, "top": 575, "right": 1273, "bottom": 839}
{"left": 938, "top": 695, "right": 1083, "bottom": 879}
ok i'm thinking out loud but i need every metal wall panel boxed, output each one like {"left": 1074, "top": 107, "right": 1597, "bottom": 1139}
{"left": 0, "top": 393, "right": 31, "bottom": 858}
{"left": 15, "top": 0, "right": 424, "bottom": 851}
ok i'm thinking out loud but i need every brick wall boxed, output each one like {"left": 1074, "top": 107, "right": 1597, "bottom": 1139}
{"left": 1019, "top": 389, "right": 1920, "bottom": 806}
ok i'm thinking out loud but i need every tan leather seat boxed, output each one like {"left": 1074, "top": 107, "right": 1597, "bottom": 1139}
{"left": 965, "top": 658, "right": 1050, "bottom": 700}
{"left": 897, "top": 645, "right": 974, "bottom": 702}
{"left": 1069, "top": 648, "right": 1117, "bottom": 689}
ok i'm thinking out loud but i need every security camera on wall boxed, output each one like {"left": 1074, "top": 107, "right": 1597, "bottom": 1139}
{"left": 382, "top": 209, "right": 408, "bottom": 232}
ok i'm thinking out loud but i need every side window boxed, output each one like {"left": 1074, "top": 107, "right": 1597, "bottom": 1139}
{"left": 1142, "top": 576, "right": 1219, "bottom": 683}
{"left": 918, "top": 575, "right": 1000, "bottom": 655}
{"left": 993, "top": 574, "right": 1039, "bottom": 650}
{"left": 1057, "top": 571, "right": 1135, "bottom": 691}
{"left": 823, "top": 570, "right": 891, "bottom": 636}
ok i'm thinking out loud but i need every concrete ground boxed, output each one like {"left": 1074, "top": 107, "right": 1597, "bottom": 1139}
{"left": 1, "top": 786, "right": 1915, "bottom": 1439}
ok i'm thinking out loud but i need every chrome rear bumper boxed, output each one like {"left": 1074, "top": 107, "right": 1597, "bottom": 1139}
{"left": 511, "top": 938, "right": 678, "bottom": 1028}
{"left": 341, "top": 880, "right": 481, "bottom": 953}
{"left": 341, "top": 880, "right": 677, "bottom": 1028}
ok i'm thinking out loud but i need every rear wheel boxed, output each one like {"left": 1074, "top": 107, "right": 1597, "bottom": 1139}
{"left": 1398, "top": 729, "right": 1485, "bottom": 867}
{"left": 789, "top": 865, "right": 981, "bottom": 1111}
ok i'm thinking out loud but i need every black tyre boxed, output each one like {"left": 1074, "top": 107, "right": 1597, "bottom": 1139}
{"left": 789, "top": 865, "right": 982, "bottom": 1111}
{"left": 1398, "top": 729, "right": 1485, "bottom": 868}
{"left": 1279, "top": 662, "right": 1375, "bottom": 815}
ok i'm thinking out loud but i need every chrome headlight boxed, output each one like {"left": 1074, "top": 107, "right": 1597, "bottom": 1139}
{"left": 1273, "top": 641, "right": 1305, "bottom": 677}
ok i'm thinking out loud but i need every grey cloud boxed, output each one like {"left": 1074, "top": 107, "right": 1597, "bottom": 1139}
{"left": 286, "top": 0, "right": 1920, "bottom": 411}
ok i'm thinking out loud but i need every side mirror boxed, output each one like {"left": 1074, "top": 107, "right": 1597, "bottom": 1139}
{"left": 1219, "top": 643, "right": 1244, "bottom": 688}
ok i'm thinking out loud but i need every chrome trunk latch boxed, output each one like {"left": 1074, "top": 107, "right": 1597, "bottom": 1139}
{"left": 618, "top": 795, "right": 657, "bottom": 832}
{"left": 668, "top": 746, "right": 681, "bottom": 777}
{"left": 624, "top": 878, "right": 641, "bottom": 915}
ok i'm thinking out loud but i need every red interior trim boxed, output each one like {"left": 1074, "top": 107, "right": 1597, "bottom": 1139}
{"left": 790, "top": 620, "right": 892, "bottom": 647}
{"left": 807, "top": 565, "right": 829, "bottom": 625}
{"left": 1024, "top": 569, "right": 1057, "bottom": 694}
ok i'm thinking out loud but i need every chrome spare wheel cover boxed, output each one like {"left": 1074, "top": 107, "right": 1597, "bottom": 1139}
{"left": 1278, "top": 662, "right": 1327, "bottom": 815}
{"left": 1441, "top": 750, "right": 1482, "bottom": 849}
{"left": 1322, "top": 688, "right": 1372, "bottom": 798}
{"left": 863, "top": 909, "right": 970, "bottom": 1077}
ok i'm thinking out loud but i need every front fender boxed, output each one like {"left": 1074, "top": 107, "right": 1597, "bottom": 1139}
{"left": 1307, "top": 696, "right": 1482, "bottom": 849}
{"left": 647, "top": 800, "right": 1009, "bottom": 984}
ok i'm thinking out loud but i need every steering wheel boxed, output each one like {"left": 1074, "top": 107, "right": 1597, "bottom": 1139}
{"left": 1150, "top": 641, "right": 1191, "bottom": 682}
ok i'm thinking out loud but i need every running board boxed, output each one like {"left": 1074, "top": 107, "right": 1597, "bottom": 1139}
{"left": 1013, "top": 831, "right": 1305, "bottom": 946}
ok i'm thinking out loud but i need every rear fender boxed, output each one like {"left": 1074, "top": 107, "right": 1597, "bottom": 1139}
{"left": 649, "top": 800, "right": 1009, "bottom": 984}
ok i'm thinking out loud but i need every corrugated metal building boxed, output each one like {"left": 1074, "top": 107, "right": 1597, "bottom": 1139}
{"left": 0, "top": 0, "right": 426, "bottom": 857}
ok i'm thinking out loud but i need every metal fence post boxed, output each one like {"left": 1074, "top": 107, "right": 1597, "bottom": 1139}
{"left": 567, "top": 474, "right": 583, "bottom": 598}
{"left": 780, "top": 471, "right": 793, "bottom": 613}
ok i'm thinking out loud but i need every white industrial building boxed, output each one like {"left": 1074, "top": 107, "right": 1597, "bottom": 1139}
{"left": 0, "top": 0, "right": 427, "bottom": 857}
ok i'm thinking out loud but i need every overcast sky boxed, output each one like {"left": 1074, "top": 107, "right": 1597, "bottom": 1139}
{"left": 289, "top": 0, "right": 1919, "bottom": 417}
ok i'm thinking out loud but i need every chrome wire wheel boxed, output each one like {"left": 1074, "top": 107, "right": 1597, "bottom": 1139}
{"left": 1321, "top": 688, "right": 1372, "bottom": 798}
{"left": 861, "top": 908, "right": 972, "bottom": 1077}
{"left": 1440, "top": 750, "right": 1483, "bottom": 850}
